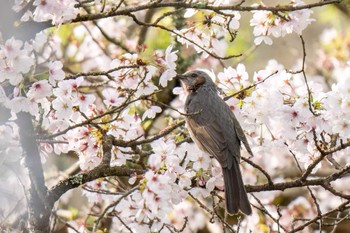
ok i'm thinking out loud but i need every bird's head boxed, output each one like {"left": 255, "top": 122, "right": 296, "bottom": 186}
{"left": 176, "top": 70, "right": 215, "bottom": 93}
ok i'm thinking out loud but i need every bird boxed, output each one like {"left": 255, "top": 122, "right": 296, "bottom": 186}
{"left": 176, "top": 70, "right": 253, "bottom": 215}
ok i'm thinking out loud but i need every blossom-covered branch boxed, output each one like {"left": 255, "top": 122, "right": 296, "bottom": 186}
{"left": 2, "top": 0, "right": 350, "bottom": 232}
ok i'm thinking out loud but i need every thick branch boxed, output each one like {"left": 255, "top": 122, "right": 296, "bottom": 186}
{"left": 47, "top": 165, "right": 145, "bottom": 206}
{"left": 17, "top": 112, "right": 50, "bottom": 232}
{"left": 72, "top": 1, "right": 340, "bottom": 23}
{"left": 245, "top": 165, "right": 350, "bottom": 193}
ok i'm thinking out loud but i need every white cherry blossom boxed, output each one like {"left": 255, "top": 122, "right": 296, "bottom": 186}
{"left": 142, "top": 106, "right": 162, "bottom": 120}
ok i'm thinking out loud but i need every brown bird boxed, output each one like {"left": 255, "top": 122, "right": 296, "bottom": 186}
{"left": 176, "top": 70, "right": 253, "bottom": 215}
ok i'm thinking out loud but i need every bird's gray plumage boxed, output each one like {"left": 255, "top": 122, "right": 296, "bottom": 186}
{"left": 177, "top": 70, "right": 253, "bottom": 215}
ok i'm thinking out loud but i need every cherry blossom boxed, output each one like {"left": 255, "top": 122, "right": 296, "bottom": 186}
{"left": 48, "top": 61, "right": 65, "bottom": 85}
{"left": 159, "top": 46, "right": 178, "bottom": 87}
{"left": 142, "top": 106, "right": 162, "bottom": 121}
{"left": 33, "top": 0, "right": 79, "bottom": 26}
{"left": 52, "top": 96, "right": 73, "bottom": 119}
{"left": 217, "top": 63, "right": 250, "bottom": 94}
{"left": 111, "top": 147, "right": 134, "bottom": 166}
{"left": 102, "top": 88, "right": 126, "bottom": 107}
{"left": 72, "top": 93, "right": 96, "bottom": 113}
{"left": 0, "top": 37, "right": 34, "bottom": 86}
{"left": 9, "top": 97, "right": 38, "bottom": 115}
{"left": 0, "top": 37, "right": 23, "bottom": 59}
{"left": 205, "top": 162, "right": 224, "bottom": 192}
{"left": 53, "top": 80, "right": 73, "bottom": 98}
{"left": 0, "top": 86, "right": 7, "bottom": 105}
{"left": 250, "top": 1, "right": 314, "bottom": 45}
{"left": 228, "top": 12, "right": 241, "bottom": 30}
{"left": 107, "top": 110, "right": 143, "bottom": 141}
{"left": 2, "top": 1, "right": 350, "bottom": 232}
{"left": 185, "top": 143, "right": 212, "bottom": 171}
{"left": 27, "top": 80, "right": 52, "bottom": 101}
{"left": 175, "top": 8, "right": 240, "bottom": 56}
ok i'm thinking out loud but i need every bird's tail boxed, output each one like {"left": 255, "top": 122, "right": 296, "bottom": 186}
{"left": 222, "top": 160, "right": 252, "bottom": 215}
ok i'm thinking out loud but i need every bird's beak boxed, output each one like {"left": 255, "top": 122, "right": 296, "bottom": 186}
{"left": 175, "top": 74, "right": 186, "bottom": 80}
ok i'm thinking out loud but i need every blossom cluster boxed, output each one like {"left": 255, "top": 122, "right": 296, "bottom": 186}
{"left": 250, "top": 1, "right": 314, "bottom": 45}
{"left": 89, "top": 139, "right": 223, "bottom": 232}
{"left": 13, "top": 0, "right": 79, "bottom": 26}
{"left": 151, "top": 57, "right": 350, "bottom": 231}
{"left": 41, "top": 48, "right": 178, "bottom": 170}
{"left": 0, "top": 37, "right": 34, "bottom": 86}
{"left": 2, "top": 1, "right": 349, "bottom": 232}
{"left": 176, "top": 0, "right": 314, "bottom": 53}
{"left": 78, "top": 53, "right": 350, "bottom": 230}
{"left": 214, "top": 61, "right": 343, "bottom": 174}
{"left": 0, "top": 35, "right": 179, "bottom": 173}
{"left": 175, "top": 9, "right": 241, "bottom": 57}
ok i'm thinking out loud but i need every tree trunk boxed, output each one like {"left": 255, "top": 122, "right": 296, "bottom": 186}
{"left": 17, "top": 112, "right": 52, "bottom": 232}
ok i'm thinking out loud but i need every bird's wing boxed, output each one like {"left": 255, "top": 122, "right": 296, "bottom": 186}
{"left": 187, "top": 118, "right": 233, "bottom": 168}
{"left": 230, "top": 114, "right": 254, "bottom": 157}
{"left": 186, "top": 94, "right": 240, "bottom": 168}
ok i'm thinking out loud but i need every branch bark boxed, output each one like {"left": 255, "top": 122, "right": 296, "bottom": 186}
{"left": 16, "top": 112, "right": 50, "bottom": 233}
{"left": 72, "top": 0, "right": 340, "bottom": 23}
{"left": 47, "top": 165, "right": 145, "bottom": 207}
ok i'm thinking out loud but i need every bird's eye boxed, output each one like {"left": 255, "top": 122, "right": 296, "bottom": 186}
{"left": 191, "top": 73, "right": 198, "bottom": 78}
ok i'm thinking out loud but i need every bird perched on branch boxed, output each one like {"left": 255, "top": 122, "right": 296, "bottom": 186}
{"left": 176, "top": 70, "right": 253, "bottom": 215}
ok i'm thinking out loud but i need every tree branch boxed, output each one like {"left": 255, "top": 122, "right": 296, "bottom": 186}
{"left": 16, "top": 112, "right": 50, "bottom": 232}
{"left": 71, "top": 1, "right": 340, "bottom": 23}
{"left": 47, "top": 166, "right": 145, "bottom": 206}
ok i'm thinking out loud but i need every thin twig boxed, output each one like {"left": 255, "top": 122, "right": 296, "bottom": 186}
{"left": 289, "top": 200, "right": 350, "bottom": 233}
{"left": 223, "top": 70, "right": 278, "bottom": 101}
{"left": 251, "top": 194, "right": 289, "bottom": 232}
{"left": 188, "top": 192, "right": 236, "bottom": 233}
{"left": 93, "top": 185, "right": 139, "bottom": 232}
{"left": 241, "top": 157, "right": 274, "bottom": 185}
{"left": 66, "top": 64, "right": 142, "bottom": 79}
{"left": 288, "top": 35, "right": 319, "bottom": 116}
{"left": 126, "top": 12, "right": 241, "bottom": 60}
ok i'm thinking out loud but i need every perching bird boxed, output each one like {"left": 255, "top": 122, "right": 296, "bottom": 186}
{"left": 176, "top": 70, "right": 253, "bottom": 215}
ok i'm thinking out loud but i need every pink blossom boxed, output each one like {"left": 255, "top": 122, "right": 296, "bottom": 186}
{"left": 73, "top": 93, "right": 96, "bottom": 112}
{"left": 250, "top": 3, "right": 314, "bottom": 45}
{"left": 151, "top": 139, "right": 176, "bottom": 156}
{"left": 186, "top": 144, "right": 212, "bottom": 171}
{"left": 178, "top": 171, "right": 196, "bottom": 189}
{"left": 52, "top": 96, "right": 73, "bottom": 119}
{"left": 228, "top": 12, "right": 241, "bottom": 30}
{"left": 217, "top": 64, "right": 249, "bottom": 94}
{"left": 66, "top": 76, "right": 84, "bottom": 90}
{"left": 27, "top": 80, "right": 52, "bottom": 101}
{"left": 102, "top": 88, "right": 125, "bottom": 107}
{"left": 332, "top": 118, "right": 350, "bottom": 138}
{"left": 159, "top": 46, "right": 178, "bottom": 87}
{"left": 142, "top": 106, "right": 162, "bottom": 120}
{"left": 111, "top": 147, "right": 133, "bottom": 166}
{"left": 0, "top": 38, "right": 34, "bottom": 86}
{"left": 0, "top": 61, "right": 23, "bottom": 85}
{"left": 0, "top": 37, "right": 23, "bottom": 59}
{"left": 9, "top": 97, "right": 37, "bottom": 115}
{"left": 48, "top": 61, "right": 65, "bottom": 85}
{"left": 254, "top": 35, "right": 273, "bottom": 45}
{"left": 33, "top": 0, "right": 79, "bottom": 26}
{"left": 159, "top": 69, "right": 177, "bottom": 88}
